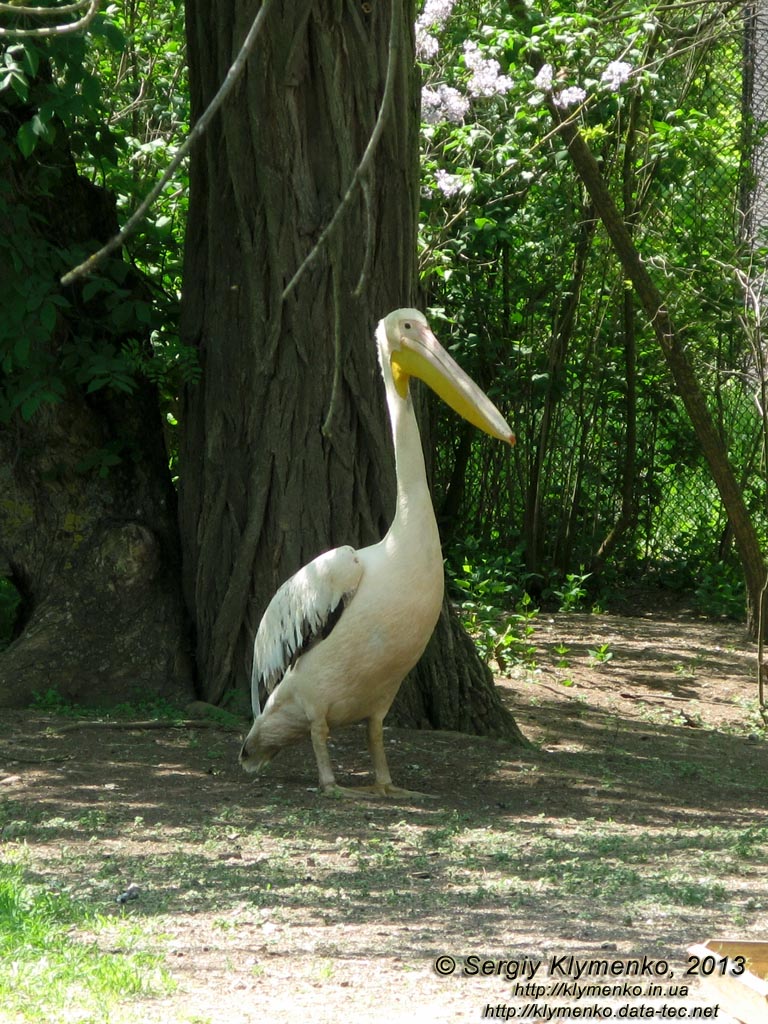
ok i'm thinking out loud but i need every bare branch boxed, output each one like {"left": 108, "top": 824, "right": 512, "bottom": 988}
{"left": 0, "top": 0, "right": 100, "bottom": 38}
{"left": 0, "top": 0, "right": 91, "bottom": 16}
{"left": 281, "top": 1, "right": 403, "bottom": 302}
{"left": 60, "top": 0, "right": 276, "bottom": 287}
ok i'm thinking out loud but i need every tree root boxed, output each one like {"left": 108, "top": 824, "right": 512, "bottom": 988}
{"left": 54, "top": 718, "right": 243, "bottom": 734}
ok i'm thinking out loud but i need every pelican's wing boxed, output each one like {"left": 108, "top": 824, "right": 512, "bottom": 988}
{"left": 250, "top": 545, "right": 364, "bottom": 717}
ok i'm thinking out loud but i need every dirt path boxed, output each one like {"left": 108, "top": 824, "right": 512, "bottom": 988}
{"left": 1, "top": 611, "right": 766, "bottom": 1023}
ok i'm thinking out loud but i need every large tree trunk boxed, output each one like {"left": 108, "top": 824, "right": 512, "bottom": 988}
{"left": 179, "top": 0, "right": 525, "bottom": 743}
{"left": 0, "top": 98, "right": 192, "bottom": 707}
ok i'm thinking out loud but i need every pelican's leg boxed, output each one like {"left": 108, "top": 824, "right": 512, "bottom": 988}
{"left": 313, "top": 712, "right": 431, "bottom": 800}
{"left": 312, "top": 717, "right": 367, "bottom": 799}
{"left": 365, "top": 714, "right": 432, "bottom": 799}
{"left": 310, "top": 718, "right": 338, "bottom": 793}
{"left": 367, "top": 714, "right": 394, "bottom": 790}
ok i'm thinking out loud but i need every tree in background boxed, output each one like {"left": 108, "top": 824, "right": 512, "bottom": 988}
{"left": 0, "top": 10, "right": 191, "bottom": 706}
{"left": 179, "top": 0, "right": 523, "bottom": 739}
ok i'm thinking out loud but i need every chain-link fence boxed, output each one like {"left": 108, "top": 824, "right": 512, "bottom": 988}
{"left": 433, "top": 3, "right": 768, "bottom": 598}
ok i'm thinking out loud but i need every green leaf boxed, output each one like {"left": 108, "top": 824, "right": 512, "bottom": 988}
{"left": 40, "top": 302, "right": 57, "bottom": 335}
{"left": 3, "top": 69, "right": 29, "bottom": 103}
{"left": 16, "top": 121, "right": 37, "bottom": 158}
{"left": 21, "top": 45, "right": 40, "bottom": 78}
{"left": 82, "top": 279, "right": 106, "bottom": 303}
{"left": 92, "top": 14, "right": 127, "bottom": 51}
{"left": 30, "top": 114, "right": 48, "bottom": 140}
{"left": 133, "top": 301, "right": 152, "bottom": 324}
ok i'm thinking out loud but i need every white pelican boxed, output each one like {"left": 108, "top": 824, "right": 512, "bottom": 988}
{"left": 240, "top": 309, "right": 514, "bottom": 797}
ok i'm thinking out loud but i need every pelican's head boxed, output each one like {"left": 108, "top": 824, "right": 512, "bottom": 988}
{"left": 239, "top": 717, "right": 282, "bottom": 775}
{"left": 377, "top": 308, "right": 515, "bottom": 444}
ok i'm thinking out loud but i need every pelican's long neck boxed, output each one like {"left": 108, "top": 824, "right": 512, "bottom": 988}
{"left": 378, "top": 341, "right": 433, "bottom": 529}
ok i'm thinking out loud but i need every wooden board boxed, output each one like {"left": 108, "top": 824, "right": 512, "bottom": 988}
{"left": 687, "top": 941, "right": 768, "bottom": 1024}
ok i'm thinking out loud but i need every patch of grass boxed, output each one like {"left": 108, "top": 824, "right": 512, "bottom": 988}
{"left": 653, "top": 876, "right": 727, "bottom": 907}
{"left": 0, "top": 859, "right": 172, "bottom": 1023}
{"left": 445, "top": 818, "right": 753, "bottom": 925}
{"left": 729, "top": 698, "right": 768, "bottom": 738}
{"left": 0, "top": 800, "right": 125, "bottom": 844}
{"left": 2, "top": 658, "right": 765, "bottom": 1021}
{"left": 29, "top": 688, "right": 185, "bottom": 723}
{"left": 731, "top": 824, "right": 768, "bottom": 857}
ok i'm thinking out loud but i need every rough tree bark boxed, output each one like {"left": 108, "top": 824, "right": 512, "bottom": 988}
{"left": 179, "top": 0, "right": 526, "bottom": 742}
{"left": 0, "top": 98, "right": 192, "bottom": 707}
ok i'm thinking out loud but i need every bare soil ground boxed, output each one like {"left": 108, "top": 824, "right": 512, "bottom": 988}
{"left": 1, "top": 607, "right": 767, "bottom": 1023}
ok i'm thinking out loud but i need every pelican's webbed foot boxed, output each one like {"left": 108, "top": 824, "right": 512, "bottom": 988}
{"left": 320, "top": 782, "right": 433, "bottom": 800}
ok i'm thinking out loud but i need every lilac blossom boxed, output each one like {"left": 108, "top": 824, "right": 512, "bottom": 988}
{"left": 421, "top": 84, "right": 470, "bottom": 124}
{"left": 553, "top": 86, "right": 587, "bottom": 109}
{"left": 417, "top": 0, "right": 455, "bottom": 28}
{"left": 463, "top": 40, "right": 513, "bottom": 98}
{"left": 434, "top": 170, "right": 465, "bottom": 197}
{"left": 415, "top": 0, "right": 455, "bottom": 61}
{"left": 416, "top": 31, "right": 440, "bottom": 61}
{"left": 533, "top": 63, "right": 554, "bottom": 92}
{"left": 600, "top": 60, "right": 632, "bottom": 91}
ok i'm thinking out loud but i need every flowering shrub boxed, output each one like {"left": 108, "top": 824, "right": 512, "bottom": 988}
{"left": 462, "top": 40, "right": 513, "bottom": 98}
{"left": 417, "top": 2, "right": 637, "bottom": 215}
{"left": 422, "top": 84, "right": 470, "bottom": 125}
{"left": 417, "top": 1, "right": 754, "bottom": 599}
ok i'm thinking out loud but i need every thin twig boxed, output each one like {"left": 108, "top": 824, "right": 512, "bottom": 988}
{"left": 0, "top": 0, "right": 99, "bottom": 38}
{"left": 353, "top": 176, "right": 374, "bottom": 298}
{"left": 281, "top": 1, "right": 402, "bottom": 302}
{"left": 60, "top": 0, "right": 276, "bottom": 286}
{"left": 321, "top": 262, "right": 344, "bottom": 440}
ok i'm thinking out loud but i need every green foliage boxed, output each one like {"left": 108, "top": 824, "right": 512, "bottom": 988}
{"left": 30, "top": 687, "right": 79, "bottom": 714}
{"left": 693, "top": 561, "right": 746, "bottom": 620}
{"left": 30, "top": 686, "right": 184, "bottom": 722}
{"left": 447, "top": 541, "right": 541, "bottom": 669}
{"left": 1, "top": 29, "right": 127, "bottom": 411}
{"left": 419, "top": 0, "right": 759, "bottom": 612}
{"left": 552, "top": 569, "right": 592, "bottom": 612}
{"left": 588, "top": 642, "right": 614, "bottom": 665}
{"left": 459, "top": 596, "right": 540, "bottom": 672}
{"left": 0, "top": 0, "right": 762, "bottom": 648}
{"left": 0, "top": 1, "right": 194, "bottom": 465}
{"left": 447, "top": 538, "right": 524, "bottom": 606}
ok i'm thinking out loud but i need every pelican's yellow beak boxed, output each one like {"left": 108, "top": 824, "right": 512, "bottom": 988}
{"left": 391, "top": 323, "right": 515, "bottom": 445}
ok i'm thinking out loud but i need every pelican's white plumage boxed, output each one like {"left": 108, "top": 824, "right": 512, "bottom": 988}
{"left": 250, "top": 545, "right": 363, "bottom": 717}
{"left": 240, "top": 309, "right": 514, "bottom": 797}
